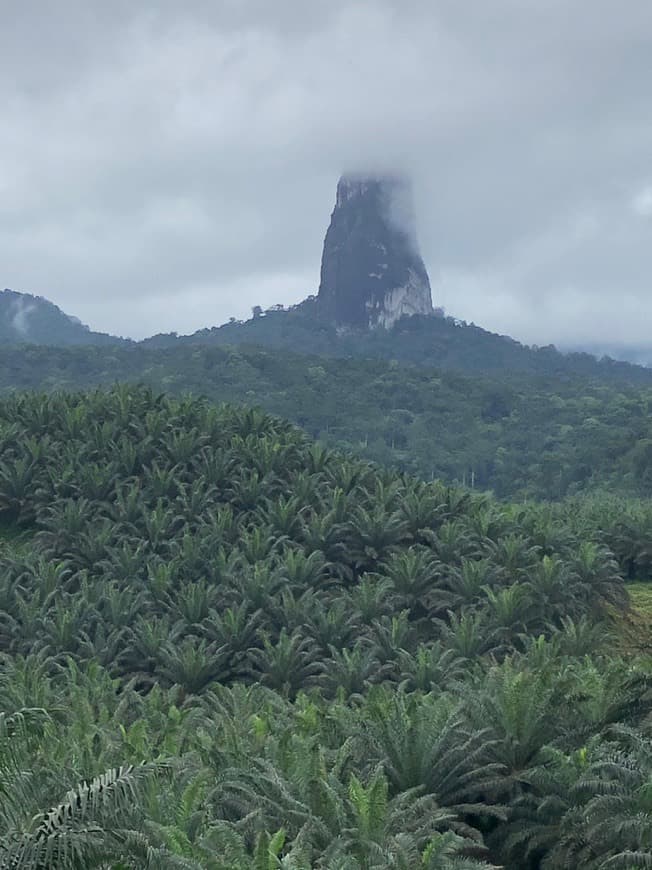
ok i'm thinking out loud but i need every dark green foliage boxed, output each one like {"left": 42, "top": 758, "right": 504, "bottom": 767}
{"left": 143, "top": 306, "right": 652, "bottom": 385}
{"left": 0, "top": 387, "right": 650, "bottom": 868}
{"left": 4, "top": 339, "right": 652, "bottom": 501}
{"left": 0, "top": 288, "right": 125, "bottom": 348}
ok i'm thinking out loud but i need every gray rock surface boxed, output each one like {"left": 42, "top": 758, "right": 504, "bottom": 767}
{"left": 317, "top": 174, "right": 433, "bottom": 329}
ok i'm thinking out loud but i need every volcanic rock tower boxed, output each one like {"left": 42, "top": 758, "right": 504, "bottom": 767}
{"left": 317, "top": 173, "right": 433, "bottom": 329}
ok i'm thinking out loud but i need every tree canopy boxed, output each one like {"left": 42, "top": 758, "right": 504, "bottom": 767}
{"left": 0, "top": 387, "right": 650, "bottom": 867}
{"left": 3, "top": 342, "right": 652, "bottom": 501}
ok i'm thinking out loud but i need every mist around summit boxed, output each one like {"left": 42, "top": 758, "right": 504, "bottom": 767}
{"left": 317, "top": 174, "right": 433, "bottom": 330}
{"left": 0, "top": 1, "right": 651, "bottom": 355}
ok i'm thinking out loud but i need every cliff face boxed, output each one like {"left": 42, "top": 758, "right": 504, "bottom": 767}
{"left": 317, "top": 174, "right": 433, "bottom": 329}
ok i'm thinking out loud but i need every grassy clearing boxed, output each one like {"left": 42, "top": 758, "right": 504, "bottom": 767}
{"left": 627, "top": 582, "right": 652, "bottom": 617}
{"left": 618, "top": 582, "right": 652, "bottom": 654}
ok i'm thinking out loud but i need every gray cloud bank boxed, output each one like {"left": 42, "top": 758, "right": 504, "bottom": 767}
{"left": 1, "top": 0, "right": 651, "bottom": 345}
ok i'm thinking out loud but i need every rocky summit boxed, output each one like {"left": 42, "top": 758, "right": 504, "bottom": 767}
{"left": 317, "top": 173, "right": 433, "bottom": 330}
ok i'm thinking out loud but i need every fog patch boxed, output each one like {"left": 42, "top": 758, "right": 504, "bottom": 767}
{"left": 10, "top": 297, "right": 36, "bottom": 337}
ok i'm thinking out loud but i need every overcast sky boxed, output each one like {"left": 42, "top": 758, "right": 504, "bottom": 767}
{"left": 1, "top": 1, "right": 651, "bottom": 347}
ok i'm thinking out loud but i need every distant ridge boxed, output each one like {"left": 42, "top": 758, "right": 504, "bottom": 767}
{"left": 140, "top": 305, "right": 652, "bottom": 387}
{"left": 3, "top": 168, "right": 652, "bottom": 377}
{"left": 2, "top": 285, "right": 651, "bottom": 386}
{"left": 0, "top": 289, "right": 126, "bottom": 347}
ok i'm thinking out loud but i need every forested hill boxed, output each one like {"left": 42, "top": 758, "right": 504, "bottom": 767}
{"left": 3, "top": 286, "right": 652, "bottom": 385}
{"left": 2, "top": 342, "right": 652, "bottom": 500}
{"left": 0, "top": 288, "right": 126, "bottom": 347}
{"left": 0, "top": 386, "right": 650, "bottom": 867}
{"left": 143, "top": 303, "right": 652, "bottom": 386}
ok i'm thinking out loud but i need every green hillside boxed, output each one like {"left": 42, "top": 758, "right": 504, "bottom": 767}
{"left": 0, "top": 387, "right": 650, "bottom": 867}
{"left": 0, "top": 288, "right": 126, "bottom": 347}
{"left": 3, "top": 287, "right": 651, "bottom": 386}
{"left": 144, "top": 303, "right": 652, "bottom": 385}
{"left": 2, "top": 342, "right": 652, "bottom": 500}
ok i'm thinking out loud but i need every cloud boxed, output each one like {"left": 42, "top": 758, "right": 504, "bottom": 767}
{"left": 633, "top": 186, "right": 652, "bottom": 218}
{"left": 10, "top": 297, "right": 36, "bottom": 337}
{"left": 0, "top": 0, "right": 651, "bottom": 346}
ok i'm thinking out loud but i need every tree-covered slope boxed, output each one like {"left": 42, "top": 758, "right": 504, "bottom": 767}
{"left": 2, "top": 343, "right": 652, "bottom": 500}
{"left": 144, "top": 303, "right": 652, "bottom": 385}
{"left": 4, "top": 284, "right": 652, "bottom": 386}
{"left": 0, "top": 288, "right": 127, "bottom": 347}
{"left": 0, "top": 387, "right": 650, "bottom": 867}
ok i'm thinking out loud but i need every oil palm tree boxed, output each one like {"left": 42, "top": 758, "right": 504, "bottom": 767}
{"left": 382, "top": 548, "right": 446, "bottom": 618}
{"left": 0, "top": 457, "right": 35, "bottom": 523}
{"left": 345, "top": 505, "right": 409, "bottom": 574}
{"left": 158, "top": 636, "right": 235, "bottom": 696}
{"left": 0, "top": 709, "right": 180, "bottom": 869}
{"left": 463, "top": 661, "right": 560, "bottom": 789}
{"left": 317, "top": 645, "right": 388, "bottom": 700}
{"left": 360, "top": 689, "right": 506, "bottom": 838}
{"left": 323, "top": 770, "right": 471, "bottom": 870}
{"left": 248, "top": 629, "right": 321, "bottom": 699}
{"left": 571, "top": 725, "right": 652, "bottom": 868}
{"left": 397, "top": 642, "right": 466, "bottom": 694}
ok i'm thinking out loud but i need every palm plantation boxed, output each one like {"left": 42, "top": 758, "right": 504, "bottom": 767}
{"left": 0, "top": 387, "right": 650, "bottom": 867}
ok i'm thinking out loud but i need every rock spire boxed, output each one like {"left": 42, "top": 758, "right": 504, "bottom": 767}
{"left": 317, "top": 173, "right": 433, "bottom": 329}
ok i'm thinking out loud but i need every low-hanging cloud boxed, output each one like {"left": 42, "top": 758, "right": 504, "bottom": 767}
{"left": 10, "top": 297, "right": 36, "bottom": 337}
{"left": 0, "top": 0, "right": 651, "bottom": 347}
